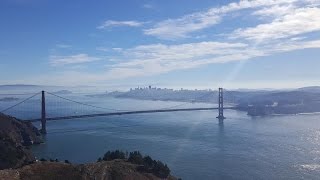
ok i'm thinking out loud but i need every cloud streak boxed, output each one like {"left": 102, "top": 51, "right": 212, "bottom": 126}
{"left": 232, "top": 7, "right": 320, "bottom": 42}
{"left": 142, "top": 4, "right": 154, "bottom": 9}
{"left": 50, "top": 54, "right": 101, "bottom": 66}
{"left": 56, "top": 44, "right": 72, "bottom": 48}
{"left": 97, "top": 20, "right": 144, "bottom": 29}
{"left": 143, "top": 0, "right": 316, "bottom": 39}
{"left": 101, "top": 39, "right": 320, "bottom": 80}
{"left": 46, "top": 38, "right": 320, "bottom": 85}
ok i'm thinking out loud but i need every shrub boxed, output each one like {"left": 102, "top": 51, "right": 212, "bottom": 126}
{"left": 152, "top": 161, "right": 170, "bottom": 178}
{"left": 129, "top": 152, "right": 170, "bottom": 178}
{"left": 99, "top": 150, "right": 171, "bottom": 178}
{"left": 103, "top": 150, "right": 126, "bottom": 161}
{"left": 128, "top": 151, "right": 143, "bottom": 164}
{"left": 143, "top": 156, "right": 155, "bottom": 168}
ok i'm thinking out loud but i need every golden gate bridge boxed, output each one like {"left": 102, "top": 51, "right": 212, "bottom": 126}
{"left": 0, "top": 88, "right": 235, "bottom": 134}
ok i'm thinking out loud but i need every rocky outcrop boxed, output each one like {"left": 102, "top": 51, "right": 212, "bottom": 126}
{"left": 0, "top": 160, "right": 178, "bottom": 180}
{"left": 0, "top": 113, "right": 42, "bottom": 170}
{"left": 0, "top": 162, "right": 81, "bottom": 180}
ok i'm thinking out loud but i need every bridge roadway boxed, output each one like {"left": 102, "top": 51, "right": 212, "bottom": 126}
{"left": 27, "top": 107, "right": 236, "bottom": 122}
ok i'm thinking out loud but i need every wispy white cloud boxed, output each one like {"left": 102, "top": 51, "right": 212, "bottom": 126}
{"left": 112, "top": 48, "right": 123, "bottom": 52}
{"left": 50, "top": 54, "right": 101, "bottom": 66}
{"left": 45, "top": 38, "right": 320, "bottom": 85}
{"left": 103, "top": 42, "right": 262, "bottom": 79}
{"left": 252, "top": 4, "right": 296, "bottom": 17}
{"left": 265, "top": 39, "right": 320, "bottom": 52}
{"left": 56, "top": 44, "right": 72, "bottom": 48}
{"left": 97, "top": 20, "right": 144, "bottom": 29}
{"left": 96, "top": 47, "right": 109, "bottom": 52}
{"left": 290, "top": 37, "right": 307, "bottom": 41}
{"left": 100, "top": 39, "right": 320, "bottom": 81}
{"left": 144, "top": 12, "right": 221, "bottom": 39}
{"left": 119, "top": 42, "right": 248, "bottom": 63}
{"left": 144, "top": 0, "right": 301, "bottom": 39}
{"left": 142, "top": 3, "right": 154, "bottom": 9}
{"left": 232, "top": 7, "right": 320, "bottom": 42}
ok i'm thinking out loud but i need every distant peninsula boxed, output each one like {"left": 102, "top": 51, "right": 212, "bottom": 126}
{"left": 0, "top": 97, "right": 19, "bottom": 102}
{"left": 52, "top": 90, "right": 73, "bottom": 94}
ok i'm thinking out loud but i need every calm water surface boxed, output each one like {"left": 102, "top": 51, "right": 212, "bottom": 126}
{"left": 1, "top": 94, "right": 320, "bottom": 179}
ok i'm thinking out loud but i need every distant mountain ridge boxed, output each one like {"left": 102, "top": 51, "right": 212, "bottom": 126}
{"left": 0, "top": 84, "right": 40, "bottom": 88}
{"left": 297, "top": 86, "right": 320, "bottom": 93}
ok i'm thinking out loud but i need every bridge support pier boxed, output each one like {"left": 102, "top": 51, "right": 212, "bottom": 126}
{"left": 216, "top": 88, "right": 226, "bottom": 120}
{"left": 40, "top": 90, "right": 47, "bottom": 134}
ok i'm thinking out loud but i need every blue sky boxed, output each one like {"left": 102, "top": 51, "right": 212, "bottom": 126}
{"left": 1, "top": 0, "right": 320, "bottom": 89}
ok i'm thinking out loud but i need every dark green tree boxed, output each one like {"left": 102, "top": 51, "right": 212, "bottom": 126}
{"left": 103, "top": 150, "right": 126, "bottom": 161}
{"left": 128, "top": 151, "right": 143, "bottom": 164}
{"left": 153, "top": 161, "right": 170, "bottom": 178}
{"left": 143, "top": 155, "right": 155, "bottom": 168}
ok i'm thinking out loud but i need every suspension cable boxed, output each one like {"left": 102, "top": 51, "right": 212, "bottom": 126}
{"left": 0, "top": 92, "right": 41, "bottom": 113}
{"left": 46, "top": 91, "right": 128, "bottom": 112}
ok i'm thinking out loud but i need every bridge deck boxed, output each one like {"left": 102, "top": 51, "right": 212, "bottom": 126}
{"left": 27, "top": 107, "right": 235, "bottom": 122}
